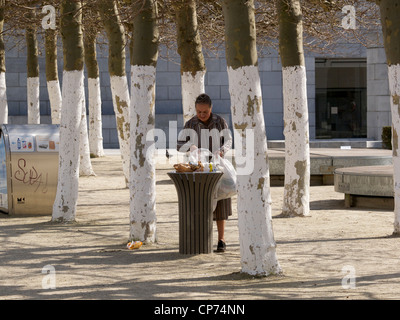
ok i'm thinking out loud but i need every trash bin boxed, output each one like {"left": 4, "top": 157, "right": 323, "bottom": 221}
{"left": 167, "top": 171, "right": 223, "bottom": 254}
{"left": 0, "top": 124, "right": 60, "bottom": 215}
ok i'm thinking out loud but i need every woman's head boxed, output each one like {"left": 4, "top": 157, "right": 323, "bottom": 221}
{"left": 195, "top": 93, "right": 212, "bottom": 122}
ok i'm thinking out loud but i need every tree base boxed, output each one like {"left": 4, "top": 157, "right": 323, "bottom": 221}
{"left": 275, "top": 212, "right": 311, "bottom": 218}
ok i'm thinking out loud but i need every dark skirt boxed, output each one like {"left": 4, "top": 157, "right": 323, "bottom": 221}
{"left": 213, "top": 198, "right": 232, "bottom": 221}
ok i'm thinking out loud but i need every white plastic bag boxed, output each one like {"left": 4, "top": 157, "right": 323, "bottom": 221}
{"left": 214, "top": 155, "right": 237, "bottom": 200}
{"left": 187, "top": 149, "right": 236, "bottom": 211}
{"left": 188, "top": 148, "right": 212, "bottom": 164}
{"left": 212, "top": 154, "right": 237, "bottom": 211}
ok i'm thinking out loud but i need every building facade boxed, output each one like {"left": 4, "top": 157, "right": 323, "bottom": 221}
{"left": 3, "top": 41, "right": 391, "bottom": 148}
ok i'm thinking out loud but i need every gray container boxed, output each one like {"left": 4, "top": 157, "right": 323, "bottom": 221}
{"left": 0, "top": 124, "right": 60, "bottom": 215}
{"left": 167, "top": 171, "right": 223, "bottom": 254}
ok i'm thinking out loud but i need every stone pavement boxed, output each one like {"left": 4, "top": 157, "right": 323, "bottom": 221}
{"left": 1, "top": 147, "right": 399, "bottom": 300}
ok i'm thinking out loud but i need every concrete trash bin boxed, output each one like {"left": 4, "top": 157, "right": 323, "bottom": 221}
{"left": 0, "top": 124, "right": 60, "bottom": 215}
{"left": 167, "top": 171, "right": 223, "bottom": 254}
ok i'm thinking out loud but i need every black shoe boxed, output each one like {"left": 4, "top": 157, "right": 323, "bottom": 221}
{"left": 216, "top": 240, "right": 226, "bottom": 252}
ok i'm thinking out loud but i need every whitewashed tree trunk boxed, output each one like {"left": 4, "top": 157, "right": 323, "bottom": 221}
{"left": 0, "top": 1, "right": 6, "bottom": 124}
{"left": 277, "top": 0, "right": 310, "bottom": 217}
{"left": 52, "top": 70, "right": 84, "bottom": 221}
{"left": 129, "top": 65, "right": 157, "bottom": 242}
{"left": 388, "top": 65, "right": 400, "bottom": 233}
{"left": 130, "top": 0, "right": 158, "bottom": 242}
{"left": 174, "top": 0, "right": 206, "bottom": 123}
{"left": 0, "top": 72, "right": 7, "bottom": 124}
{"left": 27, "top": 77, "right": 40, "bottom": 124}
{"left": 377, "top": 0, "right": 400, "bottom": 235}
{"left": 47, "top": 80, "right": 62, "bottom": 124}
{"left": 223, "top": 0, "right": 281, "bottom": 276}
{"left": 110, "top": 75, "right": 130, "bottom": 183}
{"left": 88, "top": 77, "right": 104, "bottom": 157}
{"left": 45, "top": 28, "right": 62, "bottom": 124}
{"left": 83, "top": 31, "right": 104, "bottom": 158}
{"left": 129, "top": 66, "right": 157, "bottom": 241}
{"left": 79, "top": 89, "right": 95, "bottom": 176}
{"left": 181, "top": 71, "right": 205, "bottom": 123}
{"left": 282, "top": 66, "right": 310, "bottom": 217}
{"left": 26, "top": 8, "right": 40, "bottom": 125}
{"left": 52, "top": 0, "right": 84, "bottom": 222}
{"left": 227, "top": 65, "right": 281, "bottom": 276}
{"left": 99, "top": 0, "right": 130, "bottom": 184}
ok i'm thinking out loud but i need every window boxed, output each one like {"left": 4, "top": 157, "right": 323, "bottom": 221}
{"left": 315, "top": 59, "right": 367, "bottom": 139}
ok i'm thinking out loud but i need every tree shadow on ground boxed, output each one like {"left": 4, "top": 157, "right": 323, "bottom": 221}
{"left": 4, "top": 247, "right": 400, "bottom": 300}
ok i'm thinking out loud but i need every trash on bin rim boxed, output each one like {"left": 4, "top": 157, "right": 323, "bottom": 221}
{"left": 173, "top": 161, "right": 219, "bottom": 173}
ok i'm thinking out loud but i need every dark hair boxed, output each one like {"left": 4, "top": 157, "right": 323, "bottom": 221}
{"left": 195, "top": 93, "right": 212, "bottom": 107}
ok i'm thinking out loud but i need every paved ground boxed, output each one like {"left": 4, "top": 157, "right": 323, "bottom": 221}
{"left": 1, "top": 149, "right": 399, "bottom": 300}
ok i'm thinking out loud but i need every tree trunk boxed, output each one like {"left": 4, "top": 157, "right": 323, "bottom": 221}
{"left": 98, "top": 0, "right": 130, "bottom": 185}
{"left": 52, "top": 0, "right": 84, "bottom": 222}
{"left": 79, "top": 88, "right": 95, "bottom": 176}
{"left": 84, "top": 33, "right": 104, "bottom": 158}
{"left": 26, "top": 9, "right": 40, "bottom": 124}
{"left": 222, "top": 0, "right": 281, "bottom": 276}
{"left": 378, "top": 0, "right": 400, "bottom": 235}
{"left": 277, "top": 0, "right": 310, "bottom": 217}
{"left": 76, "top": 2, "right": 95, "bottom": 176}
{"left": 0, "top": 0, "right": 7, "bottom": 124}
{"left": 45, "top": 28, "right": 62, "bottom": 124}
{"left": 129, "top": 0, "right": 159, "bottom": 242}
{"left": 174, "top": 0, "right": 206, "bottom": 123}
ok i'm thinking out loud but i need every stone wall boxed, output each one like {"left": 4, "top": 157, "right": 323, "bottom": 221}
{"left": 367, "top": 47, "right": 392, "bottom": 141}
{"left": 2, "top": 40, "right": 355, "bottom": 149}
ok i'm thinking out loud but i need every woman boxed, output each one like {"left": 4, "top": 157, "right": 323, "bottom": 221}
{"left": 177, "top": 93, "right": 232, "bottom": 252}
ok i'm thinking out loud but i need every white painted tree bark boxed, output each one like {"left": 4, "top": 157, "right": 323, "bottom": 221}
{"left": 26, "top": 8, "right": 40, "bottom": 125}
{"left": 45, "top": 28, "right": 62, "bottom": 125}
{"left": 83, "top": 31, "right": 104, "bottom": 158}
{"left": 88, "top": 77, "right": 104, "bottom": 157}
{"left": 129, "top": 0, "right": 158, "bottom": 242}
{"left": 174, "top": 0, "right": 206, "bottom": 123}
{"left": 52, "top": 70, "right": 84, "bottom": 221}
{"left": 79, "top": 89, "right": 95, "bottom": 176}
{"left": 277, "top": 0, "right": 310, "bottom": 217}
{"left": 0, "top": 1, "right": 6, "bottom": 124}
{"left": 27, "top": 77, "right": 40, "bottom": 124}
{"left": 47, "top": 80, "right": 62, "bottom": 124}
{"left": 98, "top": 0, "right": 130, "bottom": 185}
{"left": 388, "top": 65, "right": 400, "bottom": 233}
{"left": 52, "top": 0, "right": 84, "bottom": 222}
{"left": 181, "top": 71, "right": 205, "bottom": 123}
{"left": 129, "top": 65, "right": 157, "bottom": 242}
{"left": 0, "top": 72, "right": 7, "bottom": 124}
{"left": 282, "top": 66, "right": 310, "bottom": 217}
{"left": 110, "top": 75, "right": 130, "bottom": 183}
{"left": 222, "top": 0, "right": 281, "bottom": 276}
{"left": 227, "top": 65, "right": 281, "bottom": 276}
{"left": 377, "top": 0, "right": 400, "bottom": 235}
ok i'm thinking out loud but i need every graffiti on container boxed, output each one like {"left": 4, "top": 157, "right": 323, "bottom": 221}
{"left": 14, "top": 158, "right": 49, "bottom": 193}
